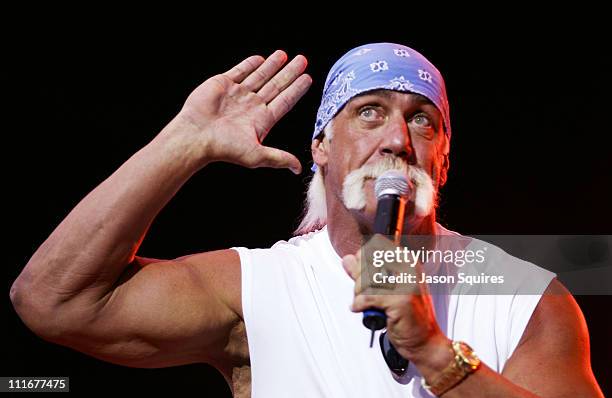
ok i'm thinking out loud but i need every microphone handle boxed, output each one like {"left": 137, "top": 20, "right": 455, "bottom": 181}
{"left": 373, "top": 194, "right": 403, "bottom": 236}
{"left": 363, "top": 194, "right": 403, "bottom": 345}
{"left": 366, "top": 194, "right": 410, "bottom": 370}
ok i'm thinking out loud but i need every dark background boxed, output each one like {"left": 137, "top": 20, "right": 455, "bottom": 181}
{"left": 3, "top": 15, "right": 611, "bottom": 396}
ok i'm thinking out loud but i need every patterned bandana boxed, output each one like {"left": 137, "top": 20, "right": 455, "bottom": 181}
{"left": 311, "top": 43, "right": 451, "bottom": 171}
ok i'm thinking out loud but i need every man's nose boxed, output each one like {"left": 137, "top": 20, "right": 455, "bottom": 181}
{"left": 379, "top": 116, "right": 412, "bottom": 161}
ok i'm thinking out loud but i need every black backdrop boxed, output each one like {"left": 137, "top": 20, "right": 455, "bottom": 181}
{"left": 3, "top": 16, "right": 611, "bottom": 396}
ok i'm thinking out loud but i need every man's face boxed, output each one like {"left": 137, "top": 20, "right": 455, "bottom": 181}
{"left": 317, "top": 89, "right": 449, "bottom": 226}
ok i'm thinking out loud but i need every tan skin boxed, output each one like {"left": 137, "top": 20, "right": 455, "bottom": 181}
{"left": 10, "top": 51, "right": 602, "bottom": 397}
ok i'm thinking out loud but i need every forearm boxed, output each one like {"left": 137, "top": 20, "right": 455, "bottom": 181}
{"left": 411, "top": 337, "right": 539, "bottom": 397}
{"left": 438, "top": 365, "right": 539, "bottom": 398}
{"left": 12, "top": 116, "right": 207, "bottom": 311}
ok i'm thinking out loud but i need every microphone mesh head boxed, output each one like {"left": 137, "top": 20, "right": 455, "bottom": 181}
{"left": 375, "top": 170, "right": 410, "bottom": 198}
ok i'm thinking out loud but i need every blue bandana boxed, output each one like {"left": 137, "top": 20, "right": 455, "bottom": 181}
{"left": 311, "top": 43, "right": 451, "bottom": 171}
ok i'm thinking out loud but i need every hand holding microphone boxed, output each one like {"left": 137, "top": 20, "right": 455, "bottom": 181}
{"left": 363, "top": 170, "right": 411, "bottom": 374}
{"left": 362, "top": 170, "right": 410, "bottom": 346}
{"left": 342, "top": 168, "right": 443, "bottom": 376}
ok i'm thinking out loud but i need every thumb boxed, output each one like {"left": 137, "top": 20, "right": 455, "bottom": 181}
{"left": 342, "top": 254, "right": 360, "bottom": 281}
{"left": 254, "top": 146, "right": 302, "bottom": 174}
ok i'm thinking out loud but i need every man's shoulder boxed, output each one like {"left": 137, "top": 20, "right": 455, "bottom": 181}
{"left": 502, "top": 278, "right": 604, "bottom": 397}
{"left": 435, "top": 223, "right": 556, "bottom": 294}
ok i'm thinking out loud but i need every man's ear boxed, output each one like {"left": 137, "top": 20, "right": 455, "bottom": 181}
{"left": 439, "top": 137, "right": 450, "bottom": 187}
{"left": 311, "top": 137, "right": 329, "bottom": 169}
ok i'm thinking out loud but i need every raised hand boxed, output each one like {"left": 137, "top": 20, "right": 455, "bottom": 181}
{"left": 175, "top": 50, "right": 312, "bottom": 174}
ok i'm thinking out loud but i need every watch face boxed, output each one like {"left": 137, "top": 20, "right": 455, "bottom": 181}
{"left": 456, "top": 341, "right": 481, "bottom": 369}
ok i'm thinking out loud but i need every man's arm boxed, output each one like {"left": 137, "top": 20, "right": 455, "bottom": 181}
{"left": 343, "top": 244, "right": 604, "bottom": 397}
{"left": 61, "top": 249, "right": 244, "bottom": 368}
{"left": 408, "top": 279, "right": 604, "bottom": 397}
{"left": 500, "top": 279, "right": 604, "bottom": 397}
{"left": 9, "top": 50, "right": 311, "bottom": 367}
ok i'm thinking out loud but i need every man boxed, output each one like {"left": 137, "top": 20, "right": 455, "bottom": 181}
{"left": 10, "top": 43, "right": 603, "bottom": 397}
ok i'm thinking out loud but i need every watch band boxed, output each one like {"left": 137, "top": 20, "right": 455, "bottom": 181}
{"left": 421, "top": 341, "right": 480, "bottom": 396}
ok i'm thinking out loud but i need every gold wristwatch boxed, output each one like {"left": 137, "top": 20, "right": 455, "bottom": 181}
{"left": 421, "top": 341, "right": 481, "bottom": 396}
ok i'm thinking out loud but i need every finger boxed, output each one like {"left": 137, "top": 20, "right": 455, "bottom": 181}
{"left": 267, "top": 74, "right": 312, "bottom": 126}
{"left": 241, "top": 50, "right": 288, "bottom": 92}
{"left": 222, "top": 55, "right": 265, "bottom": 83}
{"left": 342, "top": 254, "right": 360, "bottom": 281}
{"left": 257, "top": 54, "right": 308, "bottom": 104}
{"left": 351, "top": 294, "right": 385, "bottom": 313}
{"left": 253, "top": 146, "right": 302, "bottom": 174}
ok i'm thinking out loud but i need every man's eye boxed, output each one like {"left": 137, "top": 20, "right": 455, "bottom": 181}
{"left": 359, "top": 107, "right": 382, "bottom": 121}
{"left": 411, "top": 114, "right": 431, "bottom": 127}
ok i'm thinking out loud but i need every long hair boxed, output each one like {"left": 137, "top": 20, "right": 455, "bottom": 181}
{"left": 294, "top": 123, "right": 334, "bottom": 236}
{"left": 294, "top": 167, "right": 327, "bottom": 235}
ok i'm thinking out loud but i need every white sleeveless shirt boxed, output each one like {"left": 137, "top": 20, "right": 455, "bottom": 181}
{"left": 233, "top": 225, "right": 555, "bottom": 398}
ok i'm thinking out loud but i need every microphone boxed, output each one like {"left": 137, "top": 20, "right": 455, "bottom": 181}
{"left": 363, "top": 170, "right": 409, "bottom": 347}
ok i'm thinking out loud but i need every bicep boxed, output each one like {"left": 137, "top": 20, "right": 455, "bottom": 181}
{"left": 502, "top": 279, "right": 603, "bottom": 397}
{"left": 61, "top": 249, "right": 242, "bottom": 368}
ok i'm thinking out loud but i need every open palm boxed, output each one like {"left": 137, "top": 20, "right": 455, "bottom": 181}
{"left": 179, "top": 51, "right": 312, "bottom": 173}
